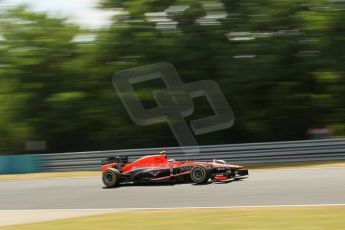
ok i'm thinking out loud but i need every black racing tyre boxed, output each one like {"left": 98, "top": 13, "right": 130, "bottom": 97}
{"left": 102, "top": 168, "right": 121, "bottom": 188}
{"left": 190, "top": 165, "right": 210, "bottom": 184}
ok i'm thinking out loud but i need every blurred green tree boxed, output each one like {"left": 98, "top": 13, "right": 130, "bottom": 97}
{"left": 1, "top": 0, "right": 345, "bottom": 154}
{"left": 0, "top": 7, "right": 84, "bottom": 153}
{"left": 97, "top": 0, "right": 329, "bottom": 144}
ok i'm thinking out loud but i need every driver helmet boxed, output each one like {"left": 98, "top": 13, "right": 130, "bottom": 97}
{"left": 160, "top": 151, "right": 167, "bottom": 155}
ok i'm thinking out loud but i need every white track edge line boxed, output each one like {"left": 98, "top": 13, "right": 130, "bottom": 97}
{"left": 2, "top": 203, "right": 345, "bottom": 212}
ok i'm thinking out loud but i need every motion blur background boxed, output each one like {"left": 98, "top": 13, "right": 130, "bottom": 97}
{"left": 1, "top": 0, "right": 345, "bottom": 155}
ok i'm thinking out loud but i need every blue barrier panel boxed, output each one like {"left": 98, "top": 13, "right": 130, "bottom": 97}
{"left": 0, "top": 154, "right": 41, "bottom": 174}
{"left": 0, "top": 156, "right": 11, "bottom": 174}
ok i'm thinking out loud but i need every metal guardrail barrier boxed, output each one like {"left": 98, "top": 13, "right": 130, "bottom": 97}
{"left": 38, "top": 138, "right": 345, "bottom": 171}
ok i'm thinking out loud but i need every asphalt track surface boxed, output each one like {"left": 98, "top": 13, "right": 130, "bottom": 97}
{"left": 0, "top": 168, "right": 344, "bottom": 210}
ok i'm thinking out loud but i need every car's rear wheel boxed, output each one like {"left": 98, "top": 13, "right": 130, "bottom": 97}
{"left": 102, "top": 168, "right": 121, "bottom": 188}
{"left": 190, "top": 165, "right": 210, "bottom": 184}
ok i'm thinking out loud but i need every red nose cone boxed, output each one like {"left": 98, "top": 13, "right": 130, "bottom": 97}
{"left": 214, "top": 175, "right": 228, "bottom": 181}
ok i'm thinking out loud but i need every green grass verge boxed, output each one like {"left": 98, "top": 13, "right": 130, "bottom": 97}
{"left": 1, "top": 206, "right": 345, "bottom": 230}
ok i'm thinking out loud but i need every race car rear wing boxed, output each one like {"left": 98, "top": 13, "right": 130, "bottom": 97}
{"left": 101, "top": 156, "right": 129, "bottom": 165}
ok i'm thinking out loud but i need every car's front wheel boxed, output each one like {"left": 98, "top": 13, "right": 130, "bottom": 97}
{"left": 102, "top": 168, "right": 121, "bottom": 188}
{"left": 190, "top": 165, "right": 210, "bottom": 184}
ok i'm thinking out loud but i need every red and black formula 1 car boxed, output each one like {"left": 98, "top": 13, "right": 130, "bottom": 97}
{"left": 101, "top": 153, "right": 248, "bottom": 187}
